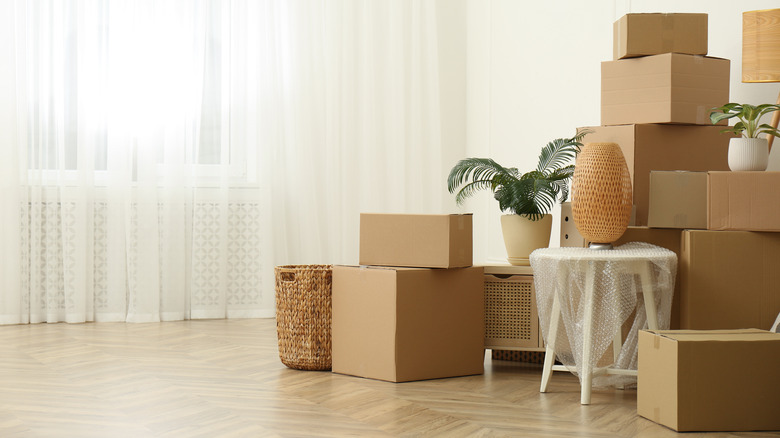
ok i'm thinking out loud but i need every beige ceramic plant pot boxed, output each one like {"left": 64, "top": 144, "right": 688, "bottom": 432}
{"left": 500, "top": 214, "right": 552, "bottom": 266}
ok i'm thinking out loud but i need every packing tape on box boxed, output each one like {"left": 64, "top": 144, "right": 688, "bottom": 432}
{"left": 696, "top": 105, "right": 707, "bottom": 124}
{"left": 654, "top": 407, "right": 661, "bottom": 422}
{"left": 654, "top": 334, "right": 661, "bottom": 349}
{"left": 458, "top": 216, "right": 465, "bottom": 230}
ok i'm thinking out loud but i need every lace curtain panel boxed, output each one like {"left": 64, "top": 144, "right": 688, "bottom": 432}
{"left": 0, "top": 1, "right": 449, "bottom": 324}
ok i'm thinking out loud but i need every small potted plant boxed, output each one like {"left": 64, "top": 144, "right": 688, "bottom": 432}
{"left": 710, "top": 103, "right": 780, "bottom": 171}
{"left": 447, "top": 130, "right": 588, "bottom": 265}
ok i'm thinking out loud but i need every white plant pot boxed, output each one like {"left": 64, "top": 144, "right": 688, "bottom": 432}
{"left": 500, "top": 214, "right": 552, "bottom": 266}
{"left": 728, "top": 137, "right": 768, "bottom": 171}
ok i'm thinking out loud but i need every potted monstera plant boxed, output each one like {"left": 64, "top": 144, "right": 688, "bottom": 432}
{"left": 710, "top": 103, "right": 780, "bottom": 171}
{"left": 447, "top": 130, "right": 588, "bottom": 265}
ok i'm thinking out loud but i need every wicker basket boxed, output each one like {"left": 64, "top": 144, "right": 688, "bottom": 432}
{"left": 275, "top": 264, "right": 333, "bottom": 371}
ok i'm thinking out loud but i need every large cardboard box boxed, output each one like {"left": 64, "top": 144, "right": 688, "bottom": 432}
{"left": 648, "top": 171, "right": 708, "bottom": 229}
{"left": 578, "top": 125, "right": 730, "bottom": 226}
{"left": 638, "top": 329, "right": 780, "bottom": 432}
{"left": 614, "top": 13, "right": 708, "bottom": 60}
{"left": 613, "top": 227, "right": 683, "bottom": 329}
{"left": 359, "top": 213, "right": 472, "bottom": 268}
{"left": 601, "top": 53, "right": 729, "bottom": 126}
{"left": 332, "top": 265, "right": 484, "bottom": 382}
{"left": 708, "top": 171, "right": 780, "bottom": 232}
{"left": 680, "top": 230, "right": 780, "bottom": 330}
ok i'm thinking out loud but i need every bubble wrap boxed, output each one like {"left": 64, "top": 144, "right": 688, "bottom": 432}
{"left": 530, "top": 242, "right": 676, "bottom": 387}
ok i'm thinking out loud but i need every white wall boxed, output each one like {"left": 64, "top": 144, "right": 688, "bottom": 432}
{"left": 463, "top": 0, "right": 780, "bottom": 264}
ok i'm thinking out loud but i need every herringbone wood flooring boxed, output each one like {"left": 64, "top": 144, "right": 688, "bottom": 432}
{"left": 1, "top": 319, "right": 778, "bottom": 437}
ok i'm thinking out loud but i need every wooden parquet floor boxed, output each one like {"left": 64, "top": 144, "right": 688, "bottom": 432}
{"left": 1, "top": 319, "right": 778, "bottom": 438}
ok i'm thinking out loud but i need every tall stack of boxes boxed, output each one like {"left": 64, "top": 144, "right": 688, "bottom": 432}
{"left": 331, "top": 213, "right": 485, "bottom": 382}
{"left": 563, "top": 12, "right": 749, "bottom": 330}
{"left": 559, "top": 13, "right": 780, "bottom": 432}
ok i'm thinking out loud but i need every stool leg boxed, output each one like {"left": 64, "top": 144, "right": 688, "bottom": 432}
{"left": 612, "top": 272, "right": 624, "bottom": 389}
{"left": 640, "top": 262, "right": 659, "bottom": 330}
{"left": 580, "top": 262, "right": 596, "bottom": 405}
{"left": 612, "top": 272, "right": 623, "bottom": 364}
{"left": 540, "top": 291, "right": 561, "bottom": 393}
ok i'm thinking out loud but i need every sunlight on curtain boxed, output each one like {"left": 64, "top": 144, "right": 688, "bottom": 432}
{"left": 0, "top": 0, "right": 450, "bottom": 325}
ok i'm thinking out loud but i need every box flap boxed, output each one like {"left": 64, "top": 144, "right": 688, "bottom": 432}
{"left": 646, "top": 329, "right": 780, "bottom": 342}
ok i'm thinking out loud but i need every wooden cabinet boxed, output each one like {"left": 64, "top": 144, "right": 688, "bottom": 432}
{"left": 483, "top": 265, "right": 544, "bottom": 351}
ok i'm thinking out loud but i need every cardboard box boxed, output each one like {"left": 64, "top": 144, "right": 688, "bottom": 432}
{"left": 578, "top": 125, "right": 730, "bottom": 226}
{"left": 613, "top": 227, "right": 683, "bottom": 329}
{"left": 680, "top": 230, "right": 780, "bottom": 330}
{"left": 638, "top": 329, "right": 780, "bottom": 432}
{"left": 708, "top": 171, "right": 780, "bottom": 232}
{"left": 614, "top": 13, "right": 708, "bottom": 60}
{"left": 359, "top": 213, "right": 472, "bottom": 268}
{"left": 601, "top": 53, "right": 730, "bottom": 126}
{"left": 332, "top": 265, "right": 485, "bottom": 382}
{"left": 648, "top": 171, "right": 708, "bottom": 229}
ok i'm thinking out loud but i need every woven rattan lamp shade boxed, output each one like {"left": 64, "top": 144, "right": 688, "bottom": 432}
{"left": 743, "top": 9, "right": 780, "bottom": 152}
{"left": 743, "top": 9, "right": 780, "bottom": 83}
{"left": 571, "top": 142, "right": 633, "bottom": 245}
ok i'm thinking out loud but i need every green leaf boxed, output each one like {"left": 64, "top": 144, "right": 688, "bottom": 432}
{"left": 446, "top": 130, "right": 585, "bottom": 220}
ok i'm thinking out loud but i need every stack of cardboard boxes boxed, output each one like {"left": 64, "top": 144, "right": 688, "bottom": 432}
{"left": 559, "top": 13, "right": 780, "bottom": 431}
{"left": 331, "top": 213, "right": 485, "bottom": 382}
{"left": 560, "top": 12, "right": 780, "bottom": 331}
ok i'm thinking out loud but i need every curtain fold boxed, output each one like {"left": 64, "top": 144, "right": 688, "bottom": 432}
{"left": 0, "top": 0, "right": 452, "bottom": 325}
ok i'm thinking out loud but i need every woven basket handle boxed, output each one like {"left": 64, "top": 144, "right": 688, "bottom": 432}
{"left": 278, "top": 268, "right": 297, "bottom": 283}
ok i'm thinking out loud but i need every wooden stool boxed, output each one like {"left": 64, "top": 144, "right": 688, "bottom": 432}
{"left": 530, "top": 244, "right": 676, "bottom": 405}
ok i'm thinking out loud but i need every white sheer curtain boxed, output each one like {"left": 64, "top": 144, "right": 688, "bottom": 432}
{"left": 0, "top": 0, "right": 452, "bottom": 325}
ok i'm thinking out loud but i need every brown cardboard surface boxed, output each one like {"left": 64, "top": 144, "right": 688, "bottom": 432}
{"left": 332, "top": 265, "right": 484, "bottom": 383}
{"left": 614, "top": 13, "right": 708, "bottom": 60}
{"left": 579, "top": 125, "right": 730, "bottom": 226}
{"left": 638, "top": 329, "right": 780, "bottom": 432}
{"left": 648, "top": 171, "right": 708, "bottom": 229}
{"left": 708, "top": 171, "right": 780, "bottom": 232}
{"left": 614, "top": 227, "right": 683, "bottom": 329}
{"left": 359, "top": 213, "right": 472, "bottom": 268}
{"left": 601, "top": 53, "right": 729, "bottom": 125}
{"left": 679, "top": 230, "right": 780, "bottom": 331}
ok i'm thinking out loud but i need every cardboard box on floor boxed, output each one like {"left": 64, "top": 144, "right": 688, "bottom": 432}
{"left": 359, "top": 213, "right": 472, "bottom": 268}
{"left": 680, "top": 230, "right": 780, "bottom": 330}
{"left": 614, "top": 13, "right": 708, "bottom": 60}
{"left": 601, "top": 53, "right": 729, "bottom": 126}
{"left": 332, "top": 265, "right": 485, "bottom": 383}
{"left": 638, "top": 329, "right": 780, "bottom": 432}
{"left": 577, "top": 125, "right": 730, "bottom": 226}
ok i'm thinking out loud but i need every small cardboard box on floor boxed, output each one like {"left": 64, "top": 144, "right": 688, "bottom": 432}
{"left": 332, "top": 265, "right": 485, "bottom": 382}
{"left": 648, "top": 171, "right": 780, "bottom": 231}
{"left": 614, "top": 13, "right": 708, "bottom": 60}
{"left": 601, "top": 53, "right": 729, "bottom": 126}
{"left": 638, "top": 329, "right": 780, "bottom": 432}
{"left": 577, "top": 125, "right": 730, "bottom": 226}
{"left": 359, "top": 213, "right": 472, "bottom": 268}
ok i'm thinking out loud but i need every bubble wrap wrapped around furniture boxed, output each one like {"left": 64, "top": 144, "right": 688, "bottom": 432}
{"left": 530, "top": 242, "right": 676, "bottom": 387}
